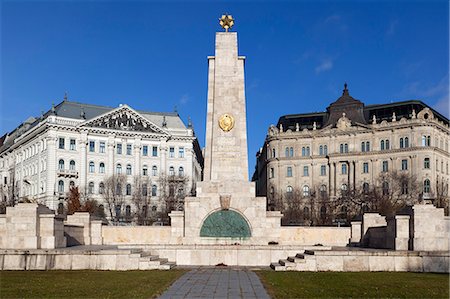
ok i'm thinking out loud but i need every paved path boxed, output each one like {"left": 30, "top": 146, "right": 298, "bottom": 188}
{"left": 158, "top": 268, "right": 271, "bottom": 299}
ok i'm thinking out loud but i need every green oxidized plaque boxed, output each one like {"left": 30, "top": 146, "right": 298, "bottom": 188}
{"left": 200, "top": 210, "right": 251, "bottom": 238}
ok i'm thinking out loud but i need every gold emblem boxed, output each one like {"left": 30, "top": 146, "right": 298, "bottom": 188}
{"left": 219, "top": 14, "right": 234, "bottom": 32}
{"left": 219, "top": 114, "right": 235, "bottom": 132}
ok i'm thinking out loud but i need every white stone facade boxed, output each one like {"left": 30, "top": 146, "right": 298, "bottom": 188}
{"left": 0, "top": 102, "right": 203, "bottom": 218}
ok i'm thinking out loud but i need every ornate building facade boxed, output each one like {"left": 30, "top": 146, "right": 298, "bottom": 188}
{"left": 0, "top": 99, "right": 203, "bottom": 221}
{"left": 253, "top": 85, "right": 449, "bottom": 224}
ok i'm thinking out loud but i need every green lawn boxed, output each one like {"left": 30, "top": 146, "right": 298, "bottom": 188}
{"left": 257, "top": 271, "right": 449, "bottom": 299}
{"left": 0, "top": 270, "right": 186, "bottom": 299}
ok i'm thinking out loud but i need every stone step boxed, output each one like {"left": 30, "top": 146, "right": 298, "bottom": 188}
{"left": 295, "top": 253, "right": 305, "bottom": 259}
{"left": 279, "top": 259, "right": 296, "bottom": 267}
{"left": 304, "top": 250, "right": 315, "bottom": 255}
{"left": 270, "top": 262, "right": 286, "bottom": 271}
{"left": 288, "top": 256, "right": 305, "bottom": 263}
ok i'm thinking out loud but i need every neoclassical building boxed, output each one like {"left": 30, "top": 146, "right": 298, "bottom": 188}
{"left": 253, "top": 85, "right": 449, "bottom": 220}
{"left": 0, "top": 98, "right": 203, "bottom": 219}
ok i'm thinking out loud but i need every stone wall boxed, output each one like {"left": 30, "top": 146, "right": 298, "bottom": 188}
{"left": 412, "top": 205, "right": 449, "bottom": 251}
{"left": 102, "top": 226, "right": 172, "bottom": 245}
{"left": 278, "top": 227, "right": 351, "bottom": 246}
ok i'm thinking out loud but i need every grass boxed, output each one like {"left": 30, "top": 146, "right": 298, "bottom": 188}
{"left": 257, "top": 271, "right": 450, "bottom": 298}
{"left": 0, "top": 270, "right": 186, "bottom": 299}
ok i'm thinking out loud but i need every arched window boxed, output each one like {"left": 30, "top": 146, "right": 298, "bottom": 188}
{"left": 320, "top": 184, "right": 327, "bottom": 199}
{"left": 319, "top": 145, "right": 323, "bottom": 156}
{"left": 324, "top": 145, "right": 328, "bottom": 155}
{"left": 400, "top": 138, "right": 404, "bottom": 149}
{"left": 116, "top": 164, "right": 122, "bottom": 174}
{"left": 404, "top": 137, "right": 409, "bottom": 148}
{"left": 116, "top": 183, "right": 122, "bottom": 195}
{"left": 69, "top": 160, "right": 75, "bottom": 171}
{"left": 320, "top": 206, "right": 327, "bottom": 219}
{"left": 380, "top": 140, "right": 385, "bottom": 150}
{"left": 344, "top": 144, "right": 348, "bottom": 153}
{"left": 341, "top": 163, "right": 347, "bottom": 174}
{"left": 152, "top": 165, "right": 157, "bottom": 176}
{"left": 361, "top": 142, "right": 365, "bottom": 152}
{"left": 99, "top": 182, "right": 105, "bottom": 194}
{"left": 302, "top": 147, "right": 306, "bottom": 156}
{"left": 125, "top": 205, "right": 131, "bottom": 218}
{"left": 143, "top": 165, "right": 148, "bottom": 176}
{"left": 286, "top": 185, "right": 293, "bottom": 197}
{"left": 341, "top": 184, "right": 348, "bottom": 191}
{"left": 423, "top": 179, "right": 431, "bottom": 193}
{"left": 57, "top": 203, "right": 64, "bottom": 215}
{"left": 58, "top": 159, "right": 64, "bottom": 170}
{"left": 152, "top": 205, "right": 157, "bottom": 211}
{"left": 285, "top": 147, "right": 289, "bottom": 157}
{"left": 88, "top": 182, "right": 94, "bottom": 194}
{"left": 58, "top": 180, "right": 64, "bottom": 193}
{"left": 143, "top": 205, "right": 148, "bottom": 218}
{"left": 385, "top": 140, "right": 390, "bottom": 150}
{"left": 302, "top": 185, "right": 310, "bottom": 197}
{"left": 169, "top": 166, "right": 175, "bottom": 176}
{"left": 89, "top": 161, "right": 95, "bottom": 173}
{"left": 126, "top": 164, "right": 132, "bottom": 175}
{"left": 303, "top": 207, "right": 310, "bottom": 218}
{"left": 401, "top": 182, "right": 408, "bottom": 195}
{"left": 142, "top": 184, "right": 148, "bottom": 196}
{"left": 126, "top": 184, "right": 132, "bottom": 195}
{"left": 366, "top": 141, "right": 370, "bottom": 152}
{"left": 290, "top": 147, "right": 294, "bottom": 157}
{"left": 272, "top": 148, "right": 276, "bottom": 158}
{"left": 99, "top": 162, "right": 105, "bottom": 173}
{"left": 424, "top": 158, "right": 430, "bottom": 169}
{"left": 179, "top": 166, "right": 184, "bottom": 177}
{"left": 69, "top": 181, "right": 75, "bottom": 188}
{"left": 151, "top": 185, "right": 157, "bottom": 196}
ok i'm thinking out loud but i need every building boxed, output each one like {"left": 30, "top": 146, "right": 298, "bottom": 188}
{"left": 0, "top": 98, "right": 203, "bottom": 222}
{"left": 253, "top": 84, "right": 449, "bottom": 224}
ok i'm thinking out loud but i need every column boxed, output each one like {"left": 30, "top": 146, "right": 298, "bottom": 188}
{"left": 37, "top": 141, "right": 41, "bottom": 197}
{"left": 349, "top": 161, "right": 354, "bottom": 190}
{"left": 79, "top": 132, "right": 87, "bottom": 191}
{"left": 134, "top": 137, "right": 141, "bottom": 175}
{"left": 160, "top": 138, "right": 167, "bottom": 175}
{"left": 45, "top": 133, "right": 57, "bottom": 209}
{"left": 107, "top": 134, "right": 115, "bottom": 175}
{"left": 185, "top": 144, "right": 194, "bottom": 192}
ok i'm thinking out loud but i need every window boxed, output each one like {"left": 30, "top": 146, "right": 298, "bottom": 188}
{"left": 319, "top": 145, "right": 324, "bottom": 156}
{"left": 99, "top": 142, "right": 105, "bottom": 153}
{"left": 115, "top": 205, "right": 121, "bottom": 217}
{"left": 272, "top": 148, "right": 276, "bottom": 158}
{"left": 400, "top": 138, "right": 404, "bottom": 149}
{"left": 361, "top": 142, "right": 365, "bottom": 152}
{"left": 324, "top": 145, "right": 328, "bottom": 155}
{"left": 89, "top": 141, "right": 95, "bottom": 152}
{"left": 286, "top": 186, "right": 293, "bottom": 198}
{"left": 303, "top": 207, "right": 310, "bottom": 218}
{"left": 382, "top": 161, "right": 389, "bottom": 172}
{"left": 58, "top": 180, "right": 64, "bottom": 193}
{"left": 69, "top": 139, "right": 76, "bottom": 150}
{"left": 300, "top": 185, "right": 309, "bottom": 197}
{"left": 422, "top": 135, "right": 431, "bottom": 146}
{"left": 126, "top": 164, "right": 132, "bottom": 175}
{"left": 126, "top": 144, "right": 132, "bottom": 155}
{"left": 320, "top": 184, "right": 327, "bottom": 199}
{"left": 89, "top": 161, "right": 95, "bottom": 173}
{"left": 320, "top": 165, "right": 326, "bottom": 176}
{"left": 69, "top": 160, "right": 75, "bottom": 171}
{"left": 69, "top": 181, "right": 75, "bottom": 187}
{"left": 179, "top": 147, "right": 185, "bottom": 158}
{"left": 88, "top": 182, "right": 94, "bottom": 194}
{"left": 152, "top": 146, "right": 158, "bottom": 157}
{"left": 152, "top": 165, "right": 157, "bottom": 176}
{"left": 143, "top": 145, "right": 148, "bottom": 156}
{"left": 382, "top": 182, "right": 389, "bottom": 195}
{"left": 380, "top": 140, "right": 385, "bottom": 150}
{"left": 404, "top": 137, "right": 409, "bottom": 148}
{"left": 58, "top": 138, "right": 65, "bottom": 149}
{"left": 287, "top": 166, "right": 293, "bottom": 177}
{"left": 178, "top": 166, "right": 184, "bottom": 177}
{"left": 341, "top": 163, "right": 347, "bottom": 175}
{"left": 363, "top": 182, "right": 370, "bottom": 194}
{"left": 341, "top": 184, "right": 348, "bottom": 191}
{"left": 169, "top": 166, "right": 175, "bottom": 176}
{"left": 301, "top": 146, "right": 309, "bottom": 157}
{"left": 285, "top": 147, "right": 289, "bottom": 157}
{"left": 290, "top": 147, "right": 294, "bottom": 157}
{"left": 151, "top": 206, "right": 157, "bottom": 212}
{"left": 303, "top": 166, "right": 309, "bottom": 176}
{"left": 116, "top": 144, "right": 122, "bottom": 154}
{"left": 116, "top": 164, "right": 122, "bottom": 174}
{"left": 423, "top": 179, "right": 431, "bottom": 194}
{"left": 126, "top": 184, "right": 132, "bottom": 196}
{"left": 320, "top": 206, "right": 327, "bottom": 219}
{"left": 401, "top": 159, "right": 408, "bottom": 171}
{"left": 125, "top": 206, "right": 131, "bottom": 218}
{"left": 270, "top": 168, "right": 274, "bottom": 178}
{"left": 99, "top": 162, "right": 105, "bottom": 173}
{"left": 99, "top": 182, "right": 105, "bottom": 194}
{"left": 116, "top": 183, "right": 122, "bottom": 195}
{"left": 424, "top": 158, "right": 430, "bottom": 169}
{"left": 169, "top": 147, "right": 175, "bottom": 158}
{"left": 401, "top": 182, "right": 408, "bottom": 195}
{"left": 58, "top": 159, "right": 65, "bottom": 170}
{"left": 386, "top": 140, "right": 390, "bottom": 150}
{"left": 366, "top": 141, "right": 370, "bottom": 152}
{"left": 151, "top": 185, "right": 157, "bottom": 196}
{"left": 142, "top": 184, "right": 148, "bottom": 196}
{"left": 142, "top": 165, "right": 148, "bottom": 176}
{"left": 363, "top": 162, "right": 369, "bottom": 174}
{"left": 340, "top": 143, "right": 348, "bottom": 153}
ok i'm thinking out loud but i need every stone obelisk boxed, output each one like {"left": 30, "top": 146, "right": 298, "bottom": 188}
{"left": 203, "top": 17, "right": 248, "bottom": 184}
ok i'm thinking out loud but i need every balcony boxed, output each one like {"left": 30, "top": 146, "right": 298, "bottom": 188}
{"left": 57, "top": 169, "right": 79, "bottom": 178}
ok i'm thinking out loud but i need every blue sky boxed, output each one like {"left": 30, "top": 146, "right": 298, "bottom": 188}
{"left": 1, "top": 1, "right": 449, "bottom": 175}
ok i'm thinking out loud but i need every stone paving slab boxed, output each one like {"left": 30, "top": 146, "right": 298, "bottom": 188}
{"left": 158, "top": 268, "right": 270, "bottom": 299}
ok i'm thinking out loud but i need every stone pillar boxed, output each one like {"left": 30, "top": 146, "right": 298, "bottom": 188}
{"left": 66, "top": 212, "right": 92, "bottom": 245}
{"left": 134, "top": 137, "right": 141, "bottom": 175}
{"left": 45, "top": 133, "right": 57, "bottom": 210}
{"left": 160, "top": 138, "right": 167, "bottom": 174}
{"left": 169, "top": 211, "right": 184, "bottom": 244}
{"left": 90, "top": 220, "right": 104, "bottom": 245}
{"left": 350, "top": 221, "right": 362, "bottom": 244}
{"left": 395, "top": 215, "right": 410, "bottom": 250}
{"left": 107, "top": 135, "right": 115, "bottom": 175}
{"left": 349, "top": 161, "right": 354, "bottom": 190}
{"left": 79, "top": 132, "right": 88, "bottom": 191}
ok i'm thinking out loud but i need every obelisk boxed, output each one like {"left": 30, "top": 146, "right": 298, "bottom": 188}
{"left": 203, "top": 15, "right": 249, "bottom": 183}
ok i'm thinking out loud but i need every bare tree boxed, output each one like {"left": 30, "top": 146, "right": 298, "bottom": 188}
{"left": 131, "top": 175, "right": 152, "bottom": 225}
{"left": 435, "top": 179, "right": 449, "bottom": 216}
{"left": 101, "top": 174, "right": 126, "bottom": 224}
{"left": 158, "top": 172, "right": 188, "bottom": 224}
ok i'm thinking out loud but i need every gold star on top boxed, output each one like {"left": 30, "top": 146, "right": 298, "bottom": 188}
{"left": 219, "top": 14, "right": 234, "bottom": 32}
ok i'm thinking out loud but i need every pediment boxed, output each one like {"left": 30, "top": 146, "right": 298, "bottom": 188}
{"left": 79, "top": 105, "right": 168, "bottom": 134}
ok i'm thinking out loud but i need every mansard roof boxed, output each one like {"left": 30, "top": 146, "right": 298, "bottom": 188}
{"left": 277, "top": 85, "right": 449, "bottom": 131}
